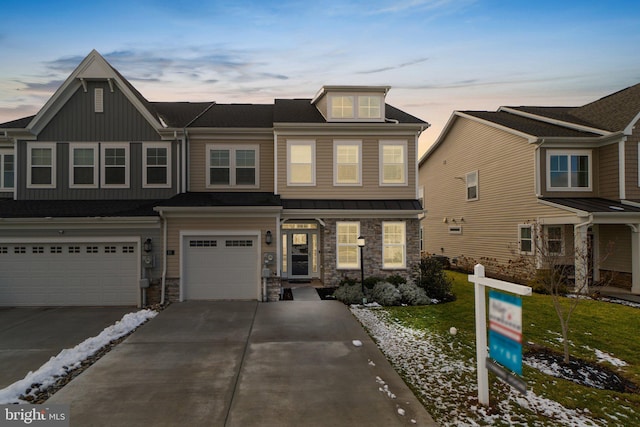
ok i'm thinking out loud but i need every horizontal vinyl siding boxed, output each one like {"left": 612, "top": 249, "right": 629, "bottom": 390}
{"left": 165, "top": 216, "right": 278, "bottom": 277}
{"left": 598, "top": 143, "right": 619, "bottom": 199}
{"left": 188, "top": 137, "right": 274, "bottom": 192}
{"left": 625, "top": 123, "right": 640, "bottom": 199}
{"left": 277, "top": 135, "right": 416, "bottom": 199}
{"left": 420, "top": 117, "right": 573, "bottom": 266}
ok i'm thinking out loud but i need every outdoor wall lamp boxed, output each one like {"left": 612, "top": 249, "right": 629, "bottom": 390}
{"left": 144, "top": 238, "right": 153, "bottom": 253}
{"left": 357, "top": 236, "right": 365, "bottom": 296}
{"left": 266, "top": 230, "right": 272, "bottom": 245}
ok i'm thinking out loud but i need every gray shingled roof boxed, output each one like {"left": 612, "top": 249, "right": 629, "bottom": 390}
{"left": 151, "top": 102, "right": 214, "bottom": 128}
{"left": 156, "top": 192, "right": 282, "bottom": 207}
{"left": 187, "top": 104, "right": 274, "bottom": 128}
{"left": 0, "top": 199, "right": 160, "bottom": 218}
{"left": 463, "top": 111, "right": 600, "bottom": 138}
{"left": 541, "top": 198, "right": 640, "bottom": 213}
{"left": 281, "top": 199, "right": 422, "bottom": 210}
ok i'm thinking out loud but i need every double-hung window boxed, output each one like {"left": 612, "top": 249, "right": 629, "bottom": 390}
{"left": 380, "top": 140, "right": 407, "bottom": 185}
{"left": 101, "top": 144, "right": 129, "bottom": 188}
{"left": 336, "top": 222, "right": 360, "bottom": 269}
{"left": 383, "top": 221, "right": 406, "bottom": 268}
{"left": 546, "top": 226, "right": 563, "bottom": 256}
{"left": 143, "top": 143, "right": 171, "bottom": 187}
{"left": 27, "top": 143, "right": 56, "bottom": 188}
{"left": 334, "top": 140, "right": 361, "bottom": 185}
{"left": 0, "top": 150, "right": 14, "bottom": 190}
{"left": 70, "top": 144, "right": 98, "bottom": 188}
{"left": 547, "top": 150, "right": 591, "bottom": 191}
{"left": 287, "top": 141, "right": 315, "bottom": 186}
{"left": 466, "top": 170, "right": 478, "bottom": 201}
{"left": 207, "top": 145, "right": 258, "bottom": 188}
{"left": 518, "top": 224, "right": 534, "bottom": 255}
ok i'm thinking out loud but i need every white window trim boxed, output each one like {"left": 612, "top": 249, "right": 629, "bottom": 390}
{"left": 69, "top": 143, "right": 98, "bottom": 189}
{"left": 101, "top": 143, "right": 130, "bottom": 188}
{"left": 379, "top": 140, "right": 408, "bottom": 186}
{"left": 383, "top": 221, "right": 407, "bottom": 269}
{"left": 0, "top": 149, "right": 14, "bottom": 191}
{"left": 333, "top": 140, "right": 362, "bottom": 186}
{"left": 205, "top": 144, "right": 260, "bottom": 189}
{"left": 143, "top": 142, "right": 172, "bottom": 188}
{"left": 518, "top": 224, "right": 534, "bottom": 255}
{"left": 466, "top": 170, "right": 479, "bottom": 201}
{"left": 336, "top": 221, "right": 360, "bottom": 269}
{"left": 27, "top": 142, "right": 56, "bottom": 189}
{"left": 287, "top": 140, "right": 316, "bottom": 186}
{"left": 545, "top": 225, "right": 564, "bottom": 256}
{"left": 546, "top": 149, "right": 592, "bottom": 192}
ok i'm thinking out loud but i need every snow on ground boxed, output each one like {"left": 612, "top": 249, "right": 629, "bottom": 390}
{"left": 0, "top": 309, "right": 157, "bottom": 405}
{"left": 351, "top": 306, "right": 606, "bottom": 427}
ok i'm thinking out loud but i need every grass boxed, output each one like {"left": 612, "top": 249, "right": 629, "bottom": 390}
{"left": 382, "top": 270, "right": 640, "bottom": 425}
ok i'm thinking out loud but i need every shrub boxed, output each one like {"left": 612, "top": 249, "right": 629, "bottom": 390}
{"left": 333, "top": 281, "right": 365, "bottom": 305}
{"left": 386, "top": 274, "right": 407, "bottom": 286}
{"left": 371, "top": 282, "right": 402, "bottom": 306}
{"left": 398, "top": 282, "right": 431, "bottom": 306}
{"left": 414, "top": 256, "right": 456, "bottom": 303}
{"left": 363, "top": 276, "right": 384, "bottom": 290}
{"left": 527, "top": 269, "right": 569, "bottom": 295}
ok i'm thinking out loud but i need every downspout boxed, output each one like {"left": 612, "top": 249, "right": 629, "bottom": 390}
{"left": 273, "top": 130, "right": 278, "bottom": 195}
{"left": 159, "top": 210, "right": 168, "bottom": 305}
{"left": 182, "top": 129, "right": 188, "bottom": 193}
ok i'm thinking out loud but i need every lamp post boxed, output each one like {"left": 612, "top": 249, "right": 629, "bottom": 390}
{"left": 357, "top": 236, "right": 365, "bottom": 298}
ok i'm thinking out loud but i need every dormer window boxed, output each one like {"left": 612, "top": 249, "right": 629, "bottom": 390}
{"left": 358, "top": 96, "right": 381, "bottom": 119}
{"left": 330, "top": 96, "right": 354, "bottom": 119}
{"left": 318, "top": 87, "right": 387, "bottom": 122}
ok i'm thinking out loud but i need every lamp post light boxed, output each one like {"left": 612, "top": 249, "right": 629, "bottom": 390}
{"left": 357, "top": 236, "right": 365, "bottom": 300}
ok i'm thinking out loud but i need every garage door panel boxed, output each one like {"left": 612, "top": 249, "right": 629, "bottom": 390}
{"left": 0, "top": 242, "right": 138, "bottom": 306}
{"left": 183, "top": 236, "right": 258, "bottom": 300}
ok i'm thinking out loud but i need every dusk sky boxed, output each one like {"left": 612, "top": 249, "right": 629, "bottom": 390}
{"left": 1, "top": 0, "right": 639, "bottom": 156}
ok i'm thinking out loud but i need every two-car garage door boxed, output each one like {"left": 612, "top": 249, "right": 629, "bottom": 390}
{"left": 183, "top": 235, "right": 258, "bottom": 300}
{"left": 0, "top": 241, "right": 139, "bottom": 306}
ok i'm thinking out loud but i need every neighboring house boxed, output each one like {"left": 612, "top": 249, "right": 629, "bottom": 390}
{"left": 0, "top": 50, "right": 428, "bottom": 306}
{"left": 419, "top": 83, "right": 640, "bottom": 294}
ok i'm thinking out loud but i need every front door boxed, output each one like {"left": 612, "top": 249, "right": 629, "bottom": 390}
{"left": 291, "top": 233, "right": 309, "bottom": 276}
{"left": 282, "top": 223, "right": 319, "bottom": 279}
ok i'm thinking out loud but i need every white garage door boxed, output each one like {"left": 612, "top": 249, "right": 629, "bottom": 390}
{"left": 0, "top": 241, "right": 139, "bottom": 306}
{"left": 183, "top": 235, "right": 258, "bottom": 300}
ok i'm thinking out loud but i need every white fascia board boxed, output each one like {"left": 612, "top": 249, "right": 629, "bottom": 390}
{"left": 624, "top": 112, "right": 640, "bottom": 135}
{"left": 274, "top": 122, "right": 424, "bottom": 136}
{"left": 499, "top": 107, "right": 611, "bottom": 136}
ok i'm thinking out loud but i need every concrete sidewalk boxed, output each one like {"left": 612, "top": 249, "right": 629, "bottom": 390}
{"left": 47, "top": 301, "right": 438, "bottom": 426}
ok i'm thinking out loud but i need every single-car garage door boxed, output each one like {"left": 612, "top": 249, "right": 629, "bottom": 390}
{"left": 0, "top": 241, "right": 139, "bottom": 306}
{"left": 183, "top": 235, "right": 258, "bottom": 300}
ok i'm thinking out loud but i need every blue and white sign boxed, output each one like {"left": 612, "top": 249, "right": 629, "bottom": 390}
{"left": 489, "top": 290, "right": 523, "bottom": 375}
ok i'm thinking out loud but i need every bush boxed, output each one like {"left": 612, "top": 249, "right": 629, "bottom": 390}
{"left": 333, "top": 281, "right": 365, "bottom": 305}
{"left": 371, "top": 282, "right": 402, "bottom": 306}
{"left": 528, "top": 269, "right": 569, "bottom": 295}
{"left": 414, "top": 256, "right": 456, "bottom": 302}
{"left": 386, "top": 274, "right": 407, "bottom": 286}
{"left": 398, "top": 282, "right": 431, "bottom": 306}
{"left": 363, "top": 276, "right": 384, "bottom": 290}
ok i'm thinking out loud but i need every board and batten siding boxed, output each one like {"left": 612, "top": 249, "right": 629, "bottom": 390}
{"left": 164, "top": 216, "right": 279, "bottom": 277}
{"left": 420, "top": 117, "right": 573, "bottom": 266}
{"left": 276, "top": 134, "right": 416, "bottom": 199}
{"left": 599, "top": 224, "right": 631, "bottom": 273}
{"left": 37, "top": 81, "right": 161, "bottom": 142}
{"left": 188, "top": 136, "right": 274, "bottom": 193}
{"left": 17, "top": 142, "right": 179, "bottom": 200}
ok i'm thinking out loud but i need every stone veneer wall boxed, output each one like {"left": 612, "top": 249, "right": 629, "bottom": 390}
{"left": 145, "top": 278, "right": 180, "bottom": 306}
{"left": 322, "top": 218, "right": 420, "bottom": 287}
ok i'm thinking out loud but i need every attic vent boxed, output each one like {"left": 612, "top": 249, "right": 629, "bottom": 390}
{"left": 94, "top": 88, "right": 104, "bottom": 113}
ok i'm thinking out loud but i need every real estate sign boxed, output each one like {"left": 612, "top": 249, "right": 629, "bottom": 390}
{"left": 489, "top": 290, "right": 523, "bottom": 375}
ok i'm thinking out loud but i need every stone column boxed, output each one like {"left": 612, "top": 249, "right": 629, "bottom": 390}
{"left": 574, "top": 224, "right": 589, "bottom": 294}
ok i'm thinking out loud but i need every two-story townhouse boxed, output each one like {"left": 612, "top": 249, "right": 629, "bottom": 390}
{"left": 0, "top": 50, "right": 428, "bottom": 306}
{"left": 419, "top": 83, "right": 640, "bottom": 294}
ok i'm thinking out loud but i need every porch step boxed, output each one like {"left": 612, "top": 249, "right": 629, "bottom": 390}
{"left": 291, "top": 286, "right": 321, "bottom": 301}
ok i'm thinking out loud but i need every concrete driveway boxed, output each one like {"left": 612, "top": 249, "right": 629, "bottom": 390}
{"left": 47, "top": 300, "right": 438, "bottom": 426}
{"left": 0, "top": 306, "right": 137, "bottom": 389}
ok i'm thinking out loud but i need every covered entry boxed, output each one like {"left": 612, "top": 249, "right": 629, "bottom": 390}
{"left": 182, "top": 233, "right": 259, "bottom": 300}
{"left": 281, "top": 222, "right": 320, "bottom": 280}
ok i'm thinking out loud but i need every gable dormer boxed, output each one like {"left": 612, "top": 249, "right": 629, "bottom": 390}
{"left": 311, "top": 85, "right": 390, "bottom": 122}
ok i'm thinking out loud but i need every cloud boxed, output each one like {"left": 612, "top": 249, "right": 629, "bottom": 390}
{"left": 357, "top": 57, "right": 429, "bottom": 74}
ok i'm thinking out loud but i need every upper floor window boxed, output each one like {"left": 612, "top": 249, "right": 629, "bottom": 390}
{"left": 27, "top": 143, "right": 56, "bottom": 188}
{"left": 70, "top": 144, "right": 98, "bottom": 188}
{"left": 330, "top": 96, "right": 354, "bottom": 119}
{"left": 329, "top": 94, "right": 385, "bottom": 121}
{"left": 144, "top": 143, "right": 171, "bottom": 188}
{"left": 0, "top": 150, "right": 14, "bottom": 190}
{"left": 380, "top": 140, "right": 407, "bottom": 186}
{"left": 336, "top": 221, "right": 360, "bottom": 269}
{"left": 383, "top": 221, "right": 406, "bottom": 269}
{"left": 466, "top": 170, "right": 478, "bottom": 201}
{"left": 358, "top": 96, "right": 381, "bottom": 119}
{"left": 101, "top": 144, "right": 129, "bottom": 188}
{"left": 207, "top": 144, "right": 258, "bottom": 188}
{"left": 287, "top": 140, "right": 315, "bottom": 186}
{"left": 546, "top": 150, "right": 591, "bottom": 191}
{"left": 334, "top": 140, "right": 361, "bottom": 185}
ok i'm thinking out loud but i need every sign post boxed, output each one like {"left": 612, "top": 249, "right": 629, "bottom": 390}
{"left": 468, "top": 264, "right": 532, "bottom": 405}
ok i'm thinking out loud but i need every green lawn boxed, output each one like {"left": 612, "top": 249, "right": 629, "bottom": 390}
{"left": 382, "top": 271, "right": 640, "bottom": 425}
